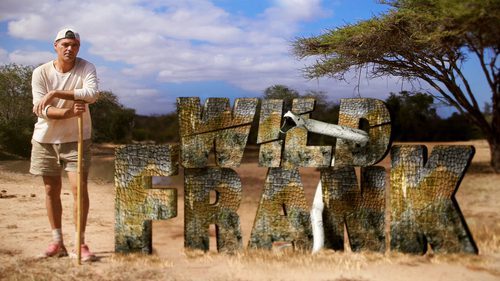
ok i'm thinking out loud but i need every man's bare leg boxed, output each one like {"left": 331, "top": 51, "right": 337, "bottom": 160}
{"left": 67, "top": 171, "right": 96, "bottom": 261}
{"left": 67, "top": 171, "right": 89, "bottom": 240}
{"left": 40, "top": 175, "right": 68, "bottom": 257}
{"left": 43, "top": 176, "right": 63, "bottom": 230}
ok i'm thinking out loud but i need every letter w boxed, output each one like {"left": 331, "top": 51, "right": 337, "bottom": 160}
{"left": 177, "top": 97, "right": 257, "bottom": 168}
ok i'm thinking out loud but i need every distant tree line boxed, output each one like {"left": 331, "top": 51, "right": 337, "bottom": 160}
{"left": 90, "top": 91, "right": 136, "bottom": 143}
{"left": 249, "top": 84, "right": 340, "bottom": 146}
{"left": 0, "top": 64, "right": 35, "bottom": 158}
{"left": 253, "top": 85, "right": 487, "bottom": 145}
{"left": 0, "top": 64, "right": 487, "bottom": 159}
{"left": 385, "top": 91, "right": 486, "bottom": 142}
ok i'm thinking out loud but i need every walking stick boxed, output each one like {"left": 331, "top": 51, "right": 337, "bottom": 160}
{"left": 76, "top": 114, "right": 83, "bottom": 265}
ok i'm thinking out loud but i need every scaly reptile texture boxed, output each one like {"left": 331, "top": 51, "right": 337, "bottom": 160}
{"left": 282, "top": 98, "right": 332, "bottom": 169}
{"left": 321, "top": 166, "right": 386, "bottom": 252}
{"left": 257, "top": 99, "right": 283, "bottom": 167}
{"left": 115, "top": 144, "right": 179, "bottom": 253}
{"left": 177, "top": 97, "right": 257, "bottom": 168}
{"left": 390, "top": 145, "right": 478, "bottom": 254}
{"left": 335, "top": 98, "right": 391, "bottom": 167}
{"left": 184, "top": 167, "right": 243, "bottom": 253}
{"left": 249, "top": 168, "right": 313, "bottom": 251}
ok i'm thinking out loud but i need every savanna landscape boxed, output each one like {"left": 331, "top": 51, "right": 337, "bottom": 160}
{"left": 1, "top": 140, "right": 499, "bottom": 281}
{"left": 0, "top": 2, "right": 498, "bottom": 280}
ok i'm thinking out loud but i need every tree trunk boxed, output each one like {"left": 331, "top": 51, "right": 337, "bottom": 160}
{"left": 490, "top": 89, "right": 500, "bottom": 173}
{"left": 491, "top": 141, "right": 500, "bottom": 173}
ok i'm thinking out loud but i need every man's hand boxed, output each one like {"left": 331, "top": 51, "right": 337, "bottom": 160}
{"left": 70, "top": 101, "right": 86, "bottom": 117}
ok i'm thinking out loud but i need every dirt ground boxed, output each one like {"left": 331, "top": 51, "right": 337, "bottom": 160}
{"left": 0, "top": 140, "right": 499, "bottom": 281}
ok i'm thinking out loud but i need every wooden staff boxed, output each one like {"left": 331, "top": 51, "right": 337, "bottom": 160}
{"left": 76, "top": 114, "right": 83, "bottom": 265}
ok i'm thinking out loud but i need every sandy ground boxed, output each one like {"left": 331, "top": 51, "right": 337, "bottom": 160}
{"left": 0, "top": 140, "right": 499, "bottom": 281}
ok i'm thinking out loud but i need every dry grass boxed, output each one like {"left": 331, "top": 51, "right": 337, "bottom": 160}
{"left": 230, "top": 249, "right": 373, "bottom": 271}
{"left": 0, "top": 253, "right": 175, "bottom": 281}
{"left": 1, "top": 140, "right": 499, "bottom": 281}
{"left": 1, "top": 243, "right": 499, "bottom": 281}
{"left": 471, "top": 223, "right": 500, "bottom": 255}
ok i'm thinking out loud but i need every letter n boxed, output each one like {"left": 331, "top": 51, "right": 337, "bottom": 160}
{"left": 321, "top": 166, "right": 386, "bottom": 252}
{"left": 390, "top": 145, "right": 478, "bottom": 254}
{"left": 115, "top": 144, "right": 178, "bottom": 253}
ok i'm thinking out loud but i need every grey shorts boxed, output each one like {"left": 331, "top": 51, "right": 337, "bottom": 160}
{"left": 30, "top": 139, "right": 92, "bottom": 176}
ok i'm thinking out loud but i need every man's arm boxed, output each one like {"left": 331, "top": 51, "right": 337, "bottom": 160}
{"left": 43, "top": 101, "right": 86, "bottom": 120}
{"left": 73, "top": 62, "right": 98, "bottom": 103}
{"left": 34, "top": 62, "right": 98, "bottom": 116}
{"left": 32, "top": 67, "right": 86, "bottom": 119}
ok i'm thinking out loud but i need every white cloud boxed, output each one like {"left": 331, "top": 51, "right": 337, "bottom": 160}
{"left": 7, "top": 50, "right": 53, "bottom": 66}
{"left": 0, "top": 0, "right": 47, "bottom": 21}
{"left": 1, "top": 0, "right": 405, "bottom": 115}
{"left": 8, "top": 14, "right": 51, "bottom": 41}
{"left": 271, "top": 0, "right": 327, "bottom": 21}
{"left": 0, "top": 49, "right": 53, "bottom": 66}
{"left": 95, "top": 65, "right": 178, "bottom": 114}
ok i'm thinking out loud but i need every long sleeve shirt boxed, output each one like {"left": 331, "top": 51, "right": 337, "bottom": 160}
{"left": 32, "top": 58, "right": 98, "bottom": 143}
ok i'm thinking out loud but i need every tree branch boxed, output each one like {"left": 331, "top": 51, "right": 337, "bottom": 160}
{"left": 420, "top": 76, "right": 464, "bottom": 113}
{"left": 468, "top": 39, "right": 496, "bottom": 93}
{"left": 451, "top": 61, "right": 480, "bottom": 112}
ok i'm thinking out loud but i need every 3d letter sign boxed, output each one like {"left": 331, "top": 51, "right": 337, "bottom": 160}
{"left": 114, "top": 97, "right": 477, "bottom": 255}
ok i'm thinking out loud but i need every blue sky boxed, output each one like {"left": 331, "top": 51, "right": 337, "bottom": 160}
{"left": 0, "top": 0, "right": 490, "bottom": 115}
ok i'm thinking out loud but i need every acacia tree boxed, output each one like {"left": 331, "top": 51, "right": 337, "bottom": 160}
{"left": 293, "top": 0, "right": 500, "bottom": 172}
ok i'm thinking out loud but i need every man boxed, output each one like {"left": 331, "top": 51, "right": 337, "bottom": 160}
{"left": 31, "top": 28, "right": 98, "bottom": 261}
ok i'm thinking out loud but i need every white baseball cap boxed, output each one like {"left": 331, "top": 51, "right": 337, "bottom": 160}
{"left": 54, "top": 28, "right": 80, "bottom": 43}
